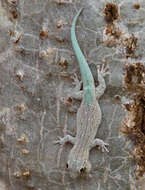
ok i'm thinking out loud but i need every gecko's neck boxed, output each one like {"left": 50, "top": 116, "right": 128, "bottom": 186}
{"left": 71, "top": 8, "right": 95, "bottom": 104}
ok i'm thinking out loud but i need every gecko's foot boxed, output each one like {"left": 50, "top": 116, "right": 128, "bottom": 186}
{"left": 97, "top": 64, "right": 110, "bottom": 77}
{"left": 91, "top": 138, "right": 109, "bottom": 152}
{"left": 60, "top": 96, "right": 73, "bottom": 107}
{"left": 98, "top": 142, "right": 109, "bottom": 153}
{"left": 53, "top": 136, "right": 66, "bottom": 145}
{"left": 71, "top": 73, "right": 82, "bottom": 91}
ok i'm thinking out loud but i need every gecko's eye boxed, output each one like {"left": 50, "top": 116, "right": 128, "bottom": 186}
{"left": 66, "top": 163, "right": 68, "bottom": 168}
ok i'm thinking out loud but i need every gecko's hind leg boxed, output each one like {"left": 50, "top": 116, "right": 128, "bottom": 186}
{"left": 71, "top": 73, "right": 82, "bottom": 92}
{"left": 54, "top": 135, "right": 75, "bottom": 145}
{"left": 60, "top": 74, "right": 83, "bottom": 104}
{"left": 90, "top": 138, "right": 109, "bottom": 152}
{"left": 67, "top": 74, "right": 83, "bottom": 100}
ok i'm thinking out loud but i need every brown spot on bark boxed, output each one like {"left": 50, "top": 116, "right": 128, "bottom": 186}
{"left": 123, "top": 34, "right": 138, "bottom": 58}
{"left": 105, "top": 24, "right": 122, "bottom": 39}
{"left": 104, "top": 2, "right": 119, "bottom": 23}
{"left": 121, "top": 62, "right": 145, "bottom": 179}
{"left": 133, "top": 3, "right": 140, "bottom": 10}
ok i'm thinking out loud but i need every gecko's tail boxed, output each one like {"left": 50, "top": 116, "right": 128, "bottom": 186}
{"left": 71, "top": 8, "right": 84, "bottom": 27}
{"left": 71, "top": 8, "right": 96, "bottom": 104}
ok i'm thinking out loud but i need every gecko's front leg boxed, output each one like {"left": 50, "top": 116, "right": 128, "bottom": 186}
{"left": 90, "top": 138, "right": 109, "bottom": 152}
{"left": 54, "top": 135, "right": 75, "bottom": 145}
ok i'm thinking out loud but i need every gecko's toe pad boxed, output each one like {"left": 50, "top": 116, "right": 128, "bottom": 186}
{"left": 100, "top": 143, "right": 109, "bottom": 152}
{"left": 53, "top": 136, "right": 65, "bottom": 145}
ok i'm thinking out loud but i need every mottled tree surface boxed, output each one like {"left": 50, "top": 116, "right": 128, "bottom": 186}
{"left": 0, "top": 0, "right": 144, "bottom": 189}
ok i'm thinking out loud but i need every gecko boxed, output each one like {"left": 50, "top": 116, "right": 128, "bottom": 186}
{"left": 55, "top": 8, "right": 110, "bottom": 178}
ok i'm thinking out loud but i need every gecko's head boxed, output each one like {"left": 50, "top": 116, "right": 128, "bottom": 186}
{"left": 66, "top": 153, "right": 91, "bottom": 178}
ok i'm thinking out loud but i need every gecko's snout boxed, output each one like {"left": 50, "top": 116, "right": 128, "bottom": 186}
{"left": 66, "top": 159, "right": 92, "bottom": 178}
{"left": 80, "top": 167, "right": 86, "bottom": 174}
{"left": 66, "top": 162, "right": 86, "bottom": 178}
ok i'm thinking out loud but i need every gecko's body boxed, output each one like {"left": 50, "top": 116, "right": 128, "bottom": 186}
{"left": 56, "top": 8, "right": 109, "bottom": 178}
